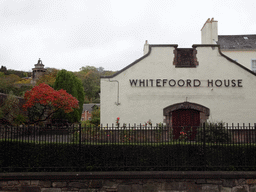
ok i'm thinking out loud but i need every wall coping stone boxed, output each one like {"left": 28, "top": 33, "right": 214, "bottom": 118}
{"left": 1, "top": 171, "right": 256, "bottom": 181}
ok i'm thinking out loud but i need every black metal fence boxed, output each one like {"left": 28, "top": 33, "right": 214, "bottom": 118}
{"left": 1, "top": 123, "right": 256, "bottom": 172}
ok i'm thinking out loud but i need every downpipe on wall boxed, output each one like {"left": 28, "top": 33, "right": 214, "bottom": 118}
{"left": 108, "top": 79, "right": 120, "bottom": 106}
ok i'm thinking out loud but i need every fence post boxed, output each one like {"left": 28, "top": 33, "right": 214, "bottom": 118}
{"left": 79, "top": 123, "right": 82, "bottom": 147}
{"left": 79, "top": 123, "right": 82, "bottom": 158}
{"left": 203, "top": 122, "right": 206, "bottom": 171}
{"left": 255, "top": 123, "right": 256, "bottom": 143}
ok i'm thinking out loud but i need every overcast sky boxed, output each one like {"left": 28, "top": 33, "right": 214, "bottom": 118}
{"left": 1, "top": 0, "right": 255, "bottom": 72}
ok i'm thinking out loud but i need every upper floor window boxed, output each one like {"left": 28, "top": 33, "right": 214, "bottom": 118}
{"left": 251, "top": 59, "right": 256, "bottom": 73}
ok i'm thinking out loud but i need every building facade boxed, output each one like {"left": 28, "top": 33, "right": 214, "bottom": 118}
{"left": 201, "top": 18, "right": 256, "bottom": 72}
{"left": 100, "top": 43, "right": 256, "bottom": 126}
{"left": 81, "top": 104, "right": 100, "bottom": 121}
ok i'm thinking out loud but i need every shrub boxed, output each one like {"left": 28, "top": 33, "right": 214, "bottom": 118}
{"left": 81, "top": 120, "right": 93, "bottom": 127}
{"left": 13, "top": 114, "right": 27, "bottom": 125}
{"left": 195, "top": 121, "right": 231, "bottom": 143}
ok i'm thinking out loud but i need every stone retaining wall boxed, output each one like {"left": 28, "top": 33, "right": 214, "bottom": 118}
{"left": 1, "top": 172, "right": 256, "bottom": 192}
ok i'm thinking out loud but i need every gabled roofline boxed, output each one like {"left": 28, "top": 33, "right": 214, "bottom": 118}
{"left": 100, "top": 44, "right": 178, "bottom": 79}
{"left": 101, "top": 44, "right": 256, "bottom": 79}
{"left": 193, "top": 44, "right": 256, "bottom": 76}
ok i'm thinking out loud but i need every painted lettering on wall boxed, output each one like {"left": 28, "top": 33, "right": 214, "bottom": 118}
{"left": 129, "top": 79, "right": 243, "bottom": 87}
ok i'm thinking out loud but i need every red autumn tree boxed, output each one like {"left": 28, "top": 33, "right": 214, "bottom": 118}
{"left": 23, "top": 83, "right": 79, "bottom": 124}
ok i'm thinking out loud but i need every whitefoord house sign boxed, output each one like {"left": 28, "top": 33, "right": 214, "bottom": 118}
{"left": 100, "top": 44, "right": 256, "bottom": 127}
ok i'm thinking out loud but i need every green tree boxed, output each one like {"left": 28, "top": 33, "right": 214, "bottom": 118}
{"left": 36, "top": 68, "right": 58, "bottom": 87}
{"left": 0, "top": 74, "right": 20, "bottom": 94}
{"left": 78, "top": 66, "right": 100, "bottom": 102}
{"left": 83, "top": 71, "right": 100, "bottom": 102}
{"left": 90, "top": 107, "right": 100, "bottom": 126}
{"left": 53, "top": 70, "right": 85, "bottom": 123}
{"left": 76, "top": 66, "right": 116, "bottom": 103}
{"left": 4, "top": 69, "right": 30, "bottom": 78}
{"left": 0, "top": 106, "right": 3, "bottom": 119}
{"left": 14, "top": 78, "right": 33, "bottom": 96}
{"left": 0, "top": 91, "right": 21, "bottom": 124}
{"left": 0, "top": 69, "right": 32, "bottom": 96}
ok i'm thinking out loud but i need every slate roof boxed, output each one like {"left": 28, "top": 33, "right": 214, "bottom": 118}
{"left": 217, "top": 35, "right": 256, "bottom": 50}
{"left": 82, "top": 104, "right": 100, "bottom": 113}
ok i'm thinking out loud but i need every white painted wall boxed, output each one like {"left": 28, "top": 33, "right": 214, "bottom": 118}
{"left": 101, "top": 45, "right": 256, "bottom": 126}
{"left": 221, "top": 50, "right": 256, "bottom": 71}
{"left": 200, "top": 18, "right": 256, "bottom": 71}
{"left": 201, "top": 18, "right": 218, "bottom": 44}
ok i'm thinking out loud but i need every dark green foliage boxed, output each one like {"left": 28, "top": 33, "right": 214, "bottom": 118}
{"left": 195, "top": 122, "right": 231, "bottom": 143}
{"left": 90, "top": 107, "right": 100, "bottom": 126}
{"left": 92, "top": 97, "right": 100, "bottom": 103}
{"left": 2, "top": 69, "right": 30, "bottom": 78}
{"left": 53, "top": 70, "right": 85, "bottom": 123}
{"left": 13, "top": 114, "right": 27, "bottom": 125}
{"left": 0, "top": 72, "right": 32, "bottom": 96}
{"left": 1, "top": 141, "right": 256, "bottom": 172}
{"left": 15, "top": 85, "right": 33, "bottom": 96}
{"left": 77, "top": 66, "right": 116, "bottom": 103}
{"left": 0, "top": 91, "right": 21, "bottom": 125}
{"left": 0, "top": 108, "right": 3, "bottom": 119}
{"left": 27, "top": 103, "right": 45, "bottom": 124}
{"left": 0, "top": 85, "right": 32, "bottom": 96}
{"left": 79, "top": 66, "right": 100, "bottom": 102}
{"left": 81, "top": 120, "right": 94, "bottom": 127}
{"left": 90, "top": 118, "right": 100, "bottom": 126}
{"left": 83, "top": 71, "right": 100, "bottom": 101}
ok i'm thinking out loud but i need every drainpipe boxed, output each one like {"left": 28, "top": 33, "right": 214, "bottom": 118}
{"left": 108, "top": 79, "right": 120, "bottom": 106}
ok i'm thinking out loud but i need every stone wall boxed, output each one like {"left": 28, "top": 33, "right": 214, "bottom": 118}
{"left": 1, "top": 172, "right": 256, "bottom": 192}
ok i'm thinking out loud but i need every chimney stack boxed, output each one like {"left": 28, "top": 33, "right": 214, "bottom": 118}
{"left": 201, "top": 18, "right": 218, "bottom": 44}
{"left": 143, "top": 40, "right": 149, "bottom": 55}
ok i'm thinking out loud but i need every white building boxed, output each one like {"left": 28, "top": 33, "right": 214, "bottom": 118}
{"left": 101, "top": 42, "right": 256, "bottom": 126}
{"left": 201, "top": 18, "right": 256, "bottom": 72}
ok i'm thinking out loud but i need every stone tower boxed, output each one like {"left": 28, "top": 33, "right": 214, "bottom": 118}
{"left": 32, "top": 58, "right": 47, "bottom": 82}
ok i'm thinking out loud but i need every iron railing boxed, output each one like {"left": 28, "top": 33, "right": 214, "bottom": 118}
{"left": 0, "top": 123, "right": 256, "bottom": 172}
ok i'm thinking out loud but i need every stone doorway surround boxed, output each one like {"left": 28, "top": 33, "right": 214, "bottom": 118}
{"left": 163, "top": 101, "right": 210, "bottom": 127}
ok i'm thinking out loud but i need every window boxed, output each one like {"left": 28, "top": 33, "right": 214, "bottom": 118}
{"left": 251, "top": 59, "right": 256, "bottom": 73}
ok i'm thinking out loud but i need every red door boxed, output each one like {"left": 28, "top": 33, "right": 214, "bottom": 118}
{"left": 172, "top": 109, "right": 200, "bottom": 140}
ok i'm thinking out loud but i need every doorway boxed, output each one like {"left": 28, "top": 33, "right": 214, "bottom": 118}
{"left": 172, "top": 109, "right": 200, "bottom": 140}
{"left": 163, "top": 102, "right": 210, "bottom": 140}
